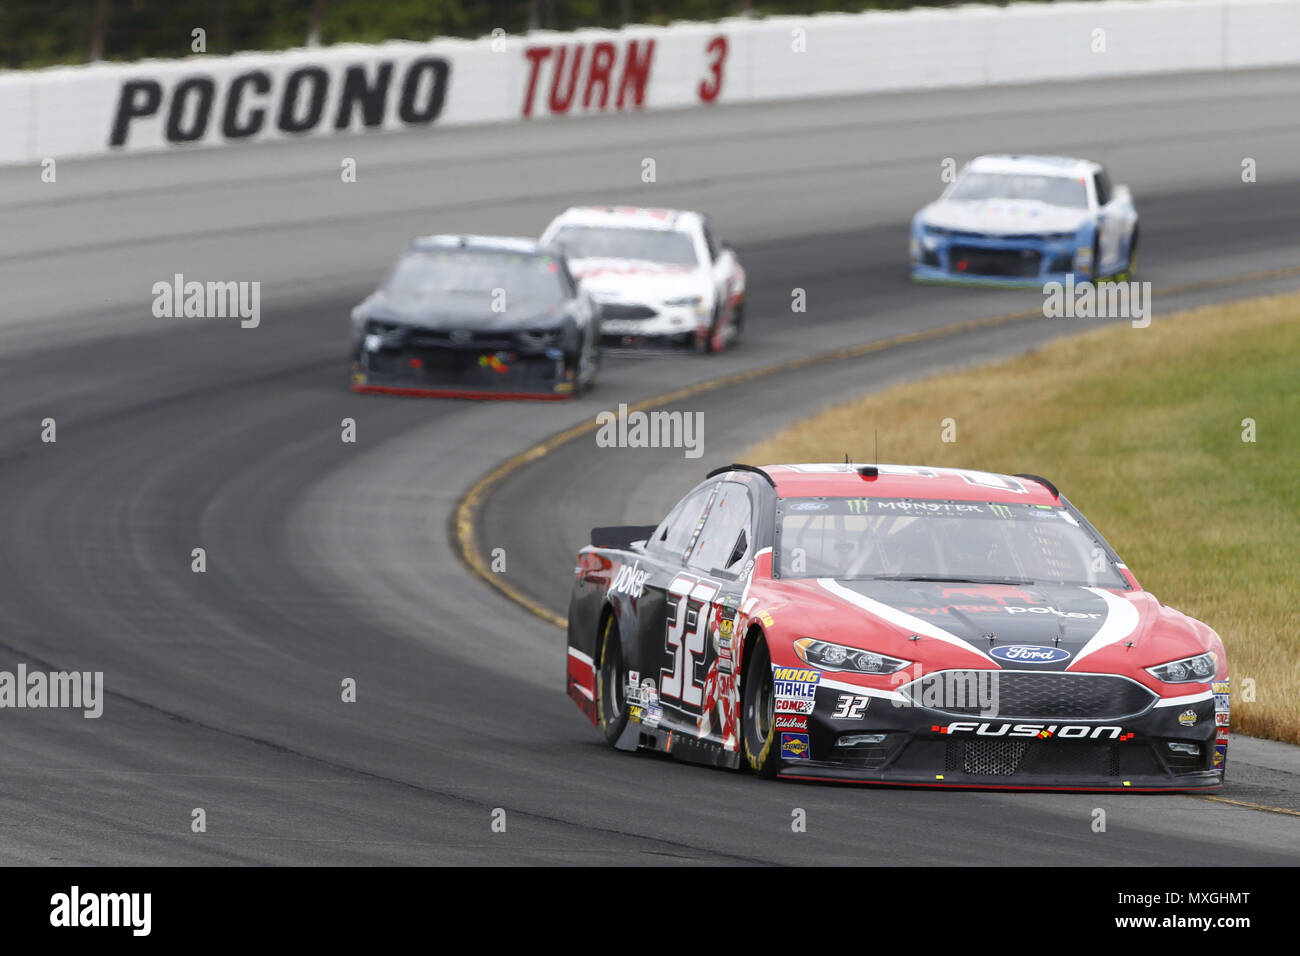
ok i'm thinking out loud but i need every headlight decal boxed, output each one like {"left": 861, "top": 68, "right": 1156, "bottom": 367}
{"left": 1146, "top": 651, "right": 1218, "bottom": 684}
{"left": 793, "top": 637, "right": 911, "bottom": 675}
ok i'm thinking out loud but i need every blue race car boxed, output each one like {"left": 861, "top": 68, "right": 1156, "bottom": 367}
{"left": 909, "top": 155, "right": 1139, "bottom": 287}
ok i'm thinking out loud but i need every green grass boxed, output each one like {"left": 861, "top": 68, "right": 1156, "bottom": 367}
{"left": 747, "top": 292, "right": 1300, "bottom": 742}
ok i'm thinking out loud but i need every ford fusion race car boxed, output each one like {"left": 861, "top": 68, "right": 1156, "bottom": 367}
{"left": 349, "top": 235, "right": 600, "bottom": 399}
{"left": 910, "top": 155, "right": 1139, "bottom": 286}
{"left": 566, "top": 463, "right": 1229, "bottom": 791}
{"left": 540, "top": 206, "right": 746, "bottom": 352}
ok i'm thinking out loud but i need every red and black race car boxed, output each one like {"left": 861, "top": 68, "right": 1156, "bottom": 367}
{"left": 566, "top": 463, "right": 1229, "bottom": 791}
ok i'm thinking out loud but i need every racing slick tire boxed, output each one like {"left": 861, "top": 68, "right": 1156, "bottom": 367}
{"left": 1126, "top": 226, "right": 1140, "bottom": 278}
{"left": 741, "top": 634, "right": 781, "bottom": 778}
{"left": 697, "top": 303, "right": 732, "bottom": 354}
{"left": 731, "top": 298, "right": 746, "bottom": 346}
{"left": 595, "top": 613, "right": 628, "bottom": 746}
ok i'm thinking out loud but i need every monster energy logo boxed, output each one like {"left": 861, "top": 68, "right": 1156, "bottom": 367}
{"left": 846, "top": 498, "right": 870, "bottom": 513}
{"left": 988, "top": 504, "right": 1014, "bottom": 519}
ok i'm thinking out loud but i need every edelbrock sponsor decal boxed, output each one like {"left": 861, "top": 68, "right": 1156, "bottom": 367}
{"left": 989, "top": 644, "right": 1072, "bottom": 664}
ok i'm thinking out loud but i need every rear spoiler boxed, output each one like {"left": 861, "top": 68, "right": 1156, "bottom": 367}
{"left": 590, "top": 525, "right": 658, "bottom": 550}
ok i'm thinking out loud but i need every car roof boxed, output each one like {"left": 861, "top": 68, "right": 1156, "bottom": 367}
{"left": 410, "top": 234, "right": 550, "bottom": 255}
{"left": 966, "top": 154, "right": 1100, "bottom": 178}
{"left": 547, "top": 206, "right": 701, "bottom": 232}
{"left": 756, "top": 463, "right": 1060, "bottom": 505}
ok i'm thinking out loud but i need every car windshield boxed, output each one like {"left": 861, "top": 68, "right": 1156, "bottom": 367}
{"left": 776, "top": 498, "right": 1128, "bottom": 588}
{"left": 551, "top": 226, "right": 699, "bottom": 266}
{"left": 948, "top": 171, "right": 1090, "bottom": 209}
{"left": 382, "top": 249, "right": 569, "bottom": 310}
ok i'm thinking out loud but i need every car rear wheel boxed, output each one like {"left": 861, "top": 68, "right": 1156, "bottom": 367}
{"left": 595, "top": 614, "right": 628, "bottom": 746}
{"left": 1126, "top": 226, "right": 1140, "bottom": 278}
{"left": 741, "top": 636, "right": 780, "bottom": 778}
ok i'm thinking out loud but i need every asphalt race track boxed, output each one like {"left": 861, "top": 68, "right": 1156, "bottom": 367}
{"left": 1, "top": 68, "right": 1299, "bottom": 864}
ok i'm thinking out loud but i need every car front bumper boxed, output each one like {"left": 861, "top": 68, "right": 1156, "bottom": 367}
{"left": 351, "top": 322, "right": 577, "bottom": 400}
{"left": 774, "top": 677, "right": 1225, "bottom": 791}
{"left": 910, "top": 232, "right": 1090, "bottom": 287}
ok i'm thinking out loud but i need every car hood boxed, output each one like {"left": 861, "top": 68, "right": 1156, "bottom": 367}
{"left": 918, "top": 199, "right": 1092, "bottom": 237}
{"left": 358, "top": 293, "right": 568, "bottom": 331}
{"left": 568, "top": 257, "right": 706, "bottom": 301}
{"left": 778, "top": 579, "right": 1213, "bottom": 676}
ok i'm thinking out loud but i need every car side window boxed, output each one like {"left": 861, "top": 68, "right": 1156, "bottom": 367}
{"left": 1094, "top": 170, "right": 1112, "bottom": 207}
{"left": 686, "top": 481, "right": 753, "bottom": 575}
{"left": 650, "top": 485, "right": 716, "bottom": 562}
{"left": 556, "top": 258, "right": 578, "bottom": 296}
{"left": 701, "top": 220, "right": 720, "bottom": 263}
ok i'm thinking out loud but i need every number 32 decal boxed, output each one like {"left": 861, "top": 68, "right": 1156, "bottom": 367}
{"left": 831, "top": 694, "right": 870, "bottom": 719}
{"left": 661, "top": 575, "right": 718, "bottom": 708}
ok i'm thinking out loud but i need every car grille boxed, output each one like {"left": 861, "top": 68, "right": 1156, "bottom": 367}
{"left": 601, "top": 303, "right": 657, "bottom": 320}
{"left": 946, "top": 739, "right": 1125, "bottom": 777}
{"left": 948, "top": 245, "right": 1041, "bottom": 278}
{"left": 903, "top": 671, "right": 1158, "bottom": 721}
{"left": 405, "top": 330, "right": 517, "bottom": 350}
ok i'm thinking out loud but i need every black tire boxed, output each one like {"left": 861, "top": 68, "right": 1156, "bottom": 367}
{"left": 741, "top": 635, "right": 780, "bottom": 778}
{"left": 731, "top": 298, "right": 746, "bottom": 346}
{"left": 1125, "top": 226, "right": 1139, "bottom": 278}
{"left": 595, "top": 614, "right": 628, "bottom": 746}
{"left": 1091, "top": 236, "right": 1102, "bottom": 281}
{"left": 694, "top": 305, "right": 720, "bottom": 354}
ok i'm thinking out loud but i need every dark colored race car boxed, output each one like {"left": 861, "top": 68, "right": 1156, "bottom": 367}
{"left": 350, "top": 235, "right": 600, "bottom": 399}
{"left": 566, "top": 463, "right": 1230, "bottom": 791}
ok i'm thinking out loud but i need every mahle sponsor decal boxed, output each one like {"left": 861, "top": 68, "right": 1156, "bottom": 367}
{"left": 989, "top": 644, "right": 1072, "bottom": 664}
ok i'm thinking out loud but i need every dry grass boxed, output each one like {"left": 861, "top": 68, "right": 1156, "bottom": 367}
{"left": 747, "top": 292, "right": 1300, "bottom": 743}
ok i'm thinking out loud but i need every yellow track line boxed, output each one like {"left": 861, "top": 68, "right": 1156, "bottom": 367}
{"left": 1191, "top": 794, "right": 1300, "bottom": 817}
{"left": 451, "top": 261, "right": 1300, "bottom": 631}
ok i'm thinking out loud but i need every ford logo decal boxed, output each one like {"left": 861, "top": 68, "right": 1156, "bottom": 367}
{"left": 990, "top": 645, "right": 1072, "bottom": 664}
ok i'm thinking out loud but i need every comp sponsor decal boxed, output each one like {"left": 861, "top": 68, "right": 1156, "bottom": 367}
{"left": 780, "top": 732, "right": 810, "bottom": 760}
{"left": 989, "top": 644, "right": 1072, "bottom": 664}
{"left": 775, "top": 697, "right": 815, "bottom": 715}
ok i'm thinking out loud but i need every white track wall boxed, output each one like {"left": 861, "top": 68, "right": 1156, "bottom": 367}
{"left": 2, "top": 0, "right": 1299, "bottom": 165}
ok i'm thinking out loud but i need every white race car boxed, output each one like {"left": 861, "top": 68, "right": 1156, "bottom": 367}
{"left": 540, "top": 206, "right": 746, "bottom": 352}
